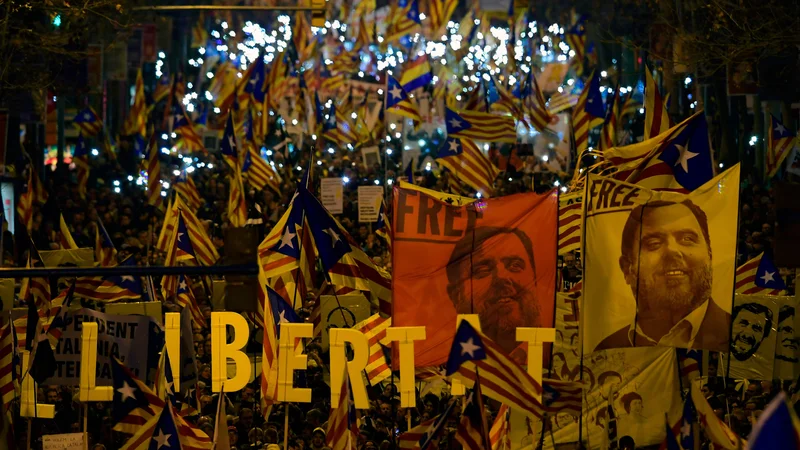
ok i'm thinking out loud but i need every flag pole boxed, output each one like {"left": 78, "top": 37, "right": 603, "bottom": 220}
{"left": 84, "top": 402, "right": 89, "bottom": 450}
{"left": 284, "top": 405, "right": 290, "bottom": 450}
{"left": 288, "top": 152, "right": 314, "bottom": 311}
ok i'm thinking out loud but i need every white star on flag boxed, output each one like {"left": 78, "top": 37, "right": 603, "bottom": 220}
{"left": 674, "top": 143, "right": 699, "bottom": 173}
{"left": 389, "top": 85, "right": 403, "bottom": 100}
{"left": 459, "top": 338, "right": 481, "bottom": 357}
{"left": 121, "top": 275, "right": 135, "bottom": 282}
{"left": 179, "top": 280, "right": 187, "bottom": 291}
{"left": 760, "top": 270, "right": 775, "bottom": 284}
{"left": 227, "top": 135, "right": 236, "bottom": 151}
{"left": 680, "top": 421, "right": 691, "bottom": 438}
{"left": 447, "top": 139, "right": 460, "bottom": 154}
{"left": 84, "top": 112, "right": 93, "bottom": 120}
{"left": 279, "top": 310, "right": 289, "bottom": 323}
{"left": 775, "top": 122, "right": 787, "bottom": 135}
{"left": 116, "top": 381, "right": 137, "bottom": 401}
{"left": 324, "top": 228, "right": 341, "bottom": 247}
{"left": 279, "top": 228, "right": 296, "bottom": 249}
{"left": 176, "top": 232, "right": 184, "bottom": 242}
{"left": 153, "top": 429, "right": 172, "bottom": 449}
{"left": 448, "top": 118, "right": 463, "bottom": 129}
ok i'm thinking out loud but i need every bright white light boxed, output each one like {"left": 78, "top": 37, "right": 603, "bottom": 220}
{"left": 418, "top": 139, "right": 425, "bottom": 146}
{"left": 113, "top": 180, "right": 121, "bottom": 187}
{"left": 162, "top": 181, "right": 170, "bottom": 189}
{"left": 127, "top": 175, "right": 134, "bottom": 181}
{"left": 173, "top": 170, "right": 181, "bottom": 176}
{"left": 684, "top": 76, "right": 692, "bottom": 85}
{"left": 639, "top": 108, "right": 645, "bottom": 114}
{"left": 160, "top": 191, "right": 167, "bottom": 197}
{"left": 343, "top": 176, "right": 350, "bottom": 183}
{"left": 292, "top": 119, "right": 298, "bottom": 125}
{"left": 221, "top": 21, "right": 228, "bottom": 29}
{"left": 601, "top": 71, "right": 608, "bottom": 78}
{"left": 388, "top": 179, "right": 393, "bottom": 185}
{"left": 542, "top": 155, "right": 549, "bottom": 162}
{"left": 114, "top": 187, "right": 121, "bottom": 194}
{"left": 374, "top": 179, "right": 380, "bottom": 185}
{"left": 206, "top": 72, "right": 214, "bottom": 79}
{"left": 317, "top": 160, "right": 322, "bottom": 166}
{"left": 296, "top": 166, "right": 302, "bottom": 171}
{"left": 554, "top": 180, "right": 560, "bottom": 187}
{"left": 327, "top": 148, "right": 335, "bottom": 154}
{"left": 161, "top": 133, "right": 168, "bottom": 140}
{"left": 351, "top": 112, "right": 358, "bottom": 119}
{"left": 91, "top": 149, "right": 99, "bottom": 156}
{"left": 158, "top": 51, "right": 166, "bottom": 59}
{"left": 476, "top": 192, "right": 482, "bottom": 198}
{"left": 508, "top": 178, "right": 513, "bottom": 182}
{"left": 389, "top": 123, "right": 397, "bottom": 130}
{"left": 207, "top": 164, "right": 214, "bottom": 169}
{"left": 395, "top": 132, "right": 401, "bottom": 138}
{"left": 561, "top": 186, "right": 568, "bottom": 193}
{"left": 386, "top": 149, "right": 393, "bottom": 155}
{"left": 214, "top": 107, "right": 221, "bottom": 114}
{"left": 171, "top": 133, "right": 177, "bottom": 139}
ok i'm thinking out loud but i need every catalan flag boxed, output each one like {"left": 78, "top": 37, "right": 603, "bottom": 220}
{"left": 565, "top": 20, "right": 586, "bottom": 77}
{"left": 173, "top": 171, "right": 203, "bottom": 211}
{"left": 644, "top": 67, "right": 673, "bottom": 139}
{"left": 572, "top": 70, "right": 605, "bottom": 154}
{"left": 191, "top": 13, "right": 208, "bottom": 48}
{"left": 417, "top": 398, "right": 458, "bottom": 450}
{"left": 605, "top": 111, "right": 714, "bottom": 193}
{"left": 157, "top": 197, "right": 219, "bottom": 267}
{"left": 352, "top": 314, "right": 391, "bottom": 385}
{"left": 95, "top": 220, "right": 118, "bottom": 266}
{"left": 621, "top": 92, "right": 642, "bottom": 119}
{"left": 558, "top": 192, "right": 582, "bottom": 255}
{"left": 0, "top": 322, "right": 18, "bottom": 412}
{"left": 445, "top": 107, "right": 517, "bottom": 143}
{"left": 386, "top": 75, "right": 422, "bottom": 129}
{"left": 547, "top": 90, "right": 580, "bottom": 114}
{"left": 220, "top": 111, "right": 240, "bottom": 170}
{"left": 73, "top": 106, "right": 103, "bottom": 136}
{"left": 112, "top": 356, "right": 165, "bottom": 434}
{"left": 20, "top": 243, "right": 51, "bottom": 310}
{"left": 144, "top": 134, "right": 162, "bottom": 207}
{"left": 599, "top": 86, "right": 620, "bottom": 151}
{"left": 489, "top": 405, "right": 511, "bottom": 450}
{"left": 749, "top": 393, "right": 800, "bottom": 450}
{"left": 73, "top": 134, "right": 90, "bottom": 199}
{"left": 120, "top": 401, "right": 212, "bottom": 450}
{"left": 446, "top": 320, "right": 546, "bottom": 418}
{"left": 227, "top": 162, "right": 248, "bottom": 227}
{"left": 767, "top": 114, "right": 795, "bottom": 179}
{"left": 326, "top": 369, "right": 358, "bottom": 450}
{"left": 735, "top": 252, "right": 788, "bottom": 295}
{"left": 385, "top": 0, "right": 421, "bottom": 44}
{"left": 428, "top": 0, "right": 457, "bottom": 37}
{"left": 455, "top": 377, "right": 491, "bottom": 450}
{"left": 398, "top": 418, "right": 437, "bottom": 449}
{"left": 436, "top": 137, "right": 498, "bottom": 197}
{"left": 323, "top": 103, "right": 359, "bottom": 147}
{"left": 690, "top": 383, "right": 745, "bottom": 449}
{"left": 124, "top": 69, "right": 148, "bottom": 138}
{"left": 165, "top": 211, "right": 198, "bottom": 265}
{"left": 171, "top": 105, "right": 206, "bottom": 154}
{"left": 259, "top": 270, "right": 279, "bottom": 417}
{"left": 16, "top": 170, "right": 34, "bottom": 232}
{"left": 522, "top": 70, "right": 554, "bottom": 132}
{"left": 400, "top": 54, "right": 433, "bottom": 93}
{"left": 374, "top": 200, "right": 392, "bottom": 252}
{"left": 540, "top": 378, "right": 584, "bottom": 415}
{"left": 153, "top": 75, "right": 171, "bottom": 104}
{"left": 676, "top": 348, "right": 702, "bottom": 385}
{"left": 74, "top": 257, "right": 142, "bottom": 302}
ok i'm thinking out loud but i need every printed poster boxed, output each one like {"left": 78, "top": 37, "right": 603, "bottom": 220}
{"left": 722, "top": 294, "right": 779, "bottom": 380}
{"left": 583, "top": 166, "right": 740, "bottom": 354}
{"left": 358, "top": 186, "right": 384, "bottom": 223}
{"left": 774, "top": 297, "right": 799, "bottom": 380}
{"left": 392, "top": 187, "right": 558, "bottom": 366}
{"left": 44, "top": 308, "right": 163, "bottom": 386}
{"left": 320, "top": 177, "right": 344, "bottom": 214}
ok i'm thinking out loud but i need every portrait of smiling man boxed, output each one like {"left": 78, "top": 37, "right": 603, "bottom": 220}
{"left": 446, "top": 226, "right": 541, "bottom": 355}
{"left": 595, "top": 199, "right": 731, "bottom": 351}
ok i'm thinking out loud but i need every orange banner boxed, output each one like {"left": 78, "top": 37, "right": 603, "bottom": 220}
{"left": 392, "top": 187, "right": 558, "bottom": 367}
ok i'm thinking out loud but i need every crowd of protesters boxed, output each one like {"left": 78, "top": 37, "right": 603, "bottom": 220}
{"left": 4, "top": 124, "right": 796, "bottom": 450}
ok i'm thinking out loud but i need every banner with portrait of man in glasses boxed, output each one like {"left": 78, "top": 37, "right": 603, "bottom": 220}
{"left": 582, "top": 165, "right": 740, "bottom": 354}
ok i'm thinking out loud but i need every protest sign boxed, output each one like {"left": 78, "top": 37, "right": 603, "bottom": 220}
{"left": 43, "top": 433, "right": 84, "bottom": 450}
{"left": 358, "top": 186, "right": 384, "bottom": 222}
{"left": 320, "top": 177, "right": 344, "bottom": 214}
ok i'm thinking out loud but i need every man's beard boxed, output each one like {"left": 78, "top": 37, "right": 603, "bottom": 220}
{"left": 637, "top": 261, "right": 713, "bottom": 317}
{"left": 731, "top": 333, "right": 759, "bottom": 361}
{"left": 776, "top": 339, "right": 799, "bottom": 362}
{"left": 479, "top": 281, "right": 539, "bottom": 350}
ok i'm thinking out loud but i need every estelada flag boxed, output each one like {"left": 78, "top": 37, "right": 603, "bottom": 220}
{"left": 392, "top": 186, "right": 558, "bottom": 367}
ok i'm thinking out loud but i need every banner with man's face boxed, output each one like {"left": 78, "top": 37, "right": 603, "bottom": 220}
{"left": 583, "top": 165, "right": 740, "bottom": 354}
{"left": 722, "top": 294, "right": 780, "bottom": 380}
{"left": 774, "top": 297, "right": 799, "bottom": 380}
{"left": 392, "top": 187, "right": 557, "bottom": 367}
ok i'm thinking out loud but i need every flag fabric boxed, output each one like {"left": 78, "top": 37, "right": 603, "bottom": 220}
{"left": 352, "top": 314, "right": 392, "bottom": 385}
{"left": 446, "top": 107, "right": 517, "bottom": 143}
{"left": 326, "top": 369, "right": 357, "bottom": 450}
{"left": 259, "top": 270, "right": 279, "bottom": 417}
{"left": 227, "top": 163, "right": 248, "bottom": 227}
{"left": 95, "top": 220, "right": 118, "bottom": 266}
{"left": 599, "top": 86, "right": 621, "bottom": 151}
{"left": 58, "top": 213, "right": 78, "bottom": 249}
{"left": 17, "top": 170, "right": 34, "bottom": 232}
{"left": 153, "top": 75, "right": 171, "bottom": 104}
{"left": 243, "top": 144, "right": 281, "bottom": 195}
{"left": 73, "top": 133, "right": 90, "bottom": 199}
{"left": 665, "top": 416, "right": 681, "bottom": 450}
{"left": 436, "top": 137, "right": 499, "bottom": 197}
{"left": 445, "top": 320, "right": 546, "bottom": 418}
{"left": 267, "top": 284, "right": 302, "bottom": 337}
{"left": 386, "top": 75, "right": 422, "bottom": 129}
{"left": 112, "top": 356, "right": 165, "bottom": 434}
{"left": 355, "top": 15, "right": 372, "bottom": 51}
{"left": 735, "top": 252, "right": 788, "bottom": 295}
{"left": 157, "top": 197, "right": 219, "bottom": 267}
{"left": 124, "top": 69, "right": 148, "bottom": 138}
{"left": 220, "top": 112, "right": 240, "bottom": 170}
{"left": 120, "top": 401, "right": 211, "bottom": 450}
{"left": 748, "top": 392, "right": 800, "bottom": 450}
{"left": 74, "top": 106, "right": 103, "bottom": 136}
{"left": 175, "top": 274, "right": 207, "bottom": 328}
{"left": 392, "top": 187, "right": 557, "bottom": 366}
{"left": 386, "top": 0, "right": 421, "bottom": 43}
{"left": 678, "top": 385, "right": 697, "bottom": 450}
{"left": 19, "top": 244, "right": 50, "bottom": 310}
{"left": 621, "top": 92, "right": 642, "bottom": 119}
{"left": 165, "top": 211, "right": 198, "bottom": 265}
{"left": 144, "top": 134, "right": 162, "bottom": 207}
{"left": 172, "top": 106, "right": 206, "bottom": 154}
{"left": 644, "top": 68, "right": 672, "bottom": 140}
{"left": 565, "top": 21, "right": 586, "bottom": 77}
{"left": 428, "top": 0, "right": 457, "bottom": 37}
{"left": 523, "top": 71, "right": 554, "bottom": 132}
{"left": 213, "top": 391, "right": 232, "bottom": 450}
{"left": 418, "top": 398, "right": 459, "bottom": 450}
{"left": 767, "top": 114, "right": 796, "bottom": 179}
{"left": 540, "top": 378, "right": 584, "bottom": 415}
{"left": 398, "top": 417, "right": 438, "bottom": 449}
{"left": 173, "top": 171, "right": 203, "bottom": 211}
{"left": 0, "top": 322, "right": 17, "bottom": 410}
{"left": 572, "top": 70, "right": 605, "bottom": 154}
{"left": 323, "top": 103, "right": 359, "bottom": 147}
{"left": 690, "top": 383, "right": 745, "bottom": 449}
{"left": 74, "top": 258, "right": 143, "bottom": 302}
{"left": 455, "top": 377, "right": 491, "bottom": 450}
{"left": 677, "top": 348, "right": 702, "bottom": 384}
{"left": 400, "top": 54, "right": 433, "bottom": 92}
{"left": 557, "top": 192, "right": 582, "bottom": 255}
{"left": 547, "top": 91, "right": 580, "bottom": 114}
{"left": 375, "top": 200, "right": 392, "bottom": 252}
{"left": 489, "top": 405, "right": 510, "bottom": 450}
{"left": 603, "top": 111, "right": 715, "bottom": 193}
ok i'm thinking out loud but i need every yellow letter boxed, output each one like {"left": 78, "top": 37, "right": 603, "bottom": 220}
{"left": 451, "top": 314, "right": 482, "bottom": 396}
{"left": 20, "top": 350, "right": 55, "bottom": 418}
{"left": 78, "top": 322, "right": 113, "bottom": 402}
{"left": 385, "top": 326, "right": 425, "bottom": 408}
{"left": 211, "top": 312, "right": 251, "bottom": 392}
{"left": 329, "top": 328, "right": 369, "bottom": 409}
{"left": 516, "top": 328, "right": 556, "bottom": 401}
{"left": 278, "top": 323, "right": 312, "bottom": 403}
{"left": 165, "top": 312, "right": 181, "bottom": 388}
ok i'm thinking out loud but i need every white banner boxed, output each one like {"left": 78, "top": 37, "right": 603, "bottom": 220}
{"left": 358, "top": 186, "right": 384, "bottom": 223}
{"left": 45, "top": 308, "right": 163, "bottom": 386}
{"left": 43, "top": 433, "right": 84, "bottom": 450}
{"left": 320, "top": 178, "right": 344, "bottom": 214}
